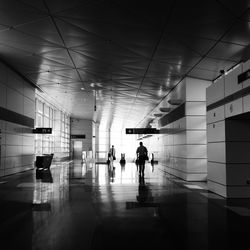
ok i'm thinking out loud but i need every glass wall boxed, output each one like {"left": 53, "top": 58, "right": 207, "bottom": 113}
{"left": 110, "top": 129, "right": 137, "bottom": 162}
{"left": 54, "top": 110, "right": 70, "bottom": 158}
{"left": 96, "top": 125, "right": 110, "bottom": 161}
{"left": 35, "top": 94, "right": 70, "bottom": 159}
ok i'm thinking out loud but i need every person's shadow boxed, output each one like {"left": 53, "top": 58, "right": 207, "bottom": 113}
{"left": 136, "top": 175, "right": 153, "bottom": 204}
{"left": 120, "top": 162, "right": 125, "bottom": 172}
{"left": 108, "top": 164, "right": 115, "bottom": 183}
{"left": 135, "top": 158, "right": 139, "bottom": 172}
{"left": 126, "top": 175, "right": 158, "bottom": 210}
{"left": 151, "top": 161, "right": 154, "bottom": 172}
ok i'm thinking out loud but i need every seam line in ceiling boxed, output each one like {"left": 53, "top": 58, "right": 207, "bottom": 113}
{"left": 123, "top": 0, "right": 177, "bottom": 129}
{"left": 43, "top": 0, "right": 87, "bottom": 90}
{"left": 135, "top": 4, "right": 250, "bottom": 128}
{"left": 0, "top": 57, "right": 43, "bottom": 92}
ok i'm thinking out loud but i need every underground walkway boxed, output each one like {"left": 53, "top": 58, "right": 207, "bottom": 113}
{"left": 1, "top": 160, "right": 250, "bottom": 250}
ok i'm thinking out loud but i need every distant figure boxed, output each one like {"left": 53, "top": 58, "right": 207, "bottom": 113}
{"left": 108, "top": 163, "right": 116, "bottom": 183}
{"left": 136, "top": 142, "right": 148, "bottom": 176}
{"left": 151, "top": 161, "right": 154, "bottom": 172}
{"left": 109, "top": 145, "right": 116, "bottom": 162}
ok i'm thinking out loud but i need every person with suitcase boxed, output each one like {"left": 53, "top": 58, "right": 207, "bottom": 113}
{"left": 136, "top": 142, "right": 148, "bottom": 176}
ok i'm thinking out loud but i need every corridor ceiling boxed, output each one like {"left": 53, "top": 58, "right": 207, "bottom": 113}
{"left": 0, "top": 0, "right": 249, "bottom": 129}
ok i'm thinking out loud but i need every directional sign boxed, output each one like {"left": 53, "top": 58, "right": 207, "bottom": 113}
{"left": 33, "top": 128, "right": 52, "bottom": 134}
{"left": 70, "top": 134, "right": 86, "bottom": 139}
{"left": 126, "top": 128, "right": 159, "bottom": 134}
{"left": 238, "top": 69, "right": 250, "bottom": 84}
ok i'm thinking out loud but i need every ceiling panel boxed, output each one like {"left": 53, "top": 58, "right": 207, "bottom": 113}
{"left": 195, "top": 57, "right": 237, "bottom": 73}
{"left": 0, "top": 0, "right": 47, "bottom": 27}
{"left": 218, "top": 0, "right": 250, "bottom": 17}
{"left": 147, "top": 61, "right": 192, "bottom": 78}
{"left": 0, "top": 0, "right": 249, "bottom": 129}
{"left": 55, "top": 18, "right": 107, "bottom": 48}
{"left": 18, "top": 0, "right": 48, "bottom": 12}
{"left": 36, "top": 49, "right": 74, "bottom": 67}
{"left": 158, "top": 34, "right": 216, "bottom": 58}
{"left": 188, "top": 67, "right": 220, "bottom": 81}
{"left": 44, "top": 0, "right": 92, "bottom": 14}
{"left": 222, "top": 20, "right": 250, "bottom": 46}
{"left": 207, "top": 42, "right": 248, "bottom": 61}
{"left": 16, "top": 18, "right": 65, "bottom": 46}
{"left": 0, "top": 29, "right": 60, "bottom": 54}
{"left": 165, "top": 0, "right": 234, "bottom": 40}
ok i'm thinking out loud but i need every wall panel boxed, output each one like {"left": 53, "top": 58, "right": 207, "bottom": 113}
{"left": 0, "top": 61, "right": 35, "bottom": 176}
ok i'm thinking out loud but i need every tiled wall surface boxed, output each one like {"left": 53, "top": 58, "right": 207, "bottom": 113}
{"left": 0, "top": 62, "right": 35, "bottom": 177}
{"left": 144, "top": 77, "right": 211, "bottom": 181}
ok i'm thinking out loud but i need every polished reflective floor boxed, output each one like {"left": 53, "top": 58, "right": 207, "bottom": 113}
{"left": 1, "top": 161, "right": 250, "bottom": 250}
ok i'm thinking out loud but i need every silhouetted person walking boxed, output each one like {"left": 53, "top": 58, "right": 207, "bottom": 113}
{"left": 136, "top": 142, "right": 148, "bottom": 176}
{"left": 109, "top": 145, "right": 116, "bottom": 160}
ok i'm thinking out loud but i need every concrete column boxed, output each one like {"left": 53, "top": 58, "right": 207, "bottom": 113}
{"left": 146, "top": 77, "right": 211, "bottom": 181}
{"left": 171, "top": 78, "right": 210, "bottom": 181}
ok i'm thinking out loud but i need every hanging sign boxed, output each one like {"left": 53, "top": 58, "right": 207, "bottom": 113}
{"left": 33, "top": 128, "right": 52, "bottom": 134}
{"left": 70, "top": 134, "right": 86, "bottom": 139}
{"left": 126, "top": 128, "right": 159, "bottom": 134}
{"left": 238, "top": 69, "right": 250, "bottom": 84}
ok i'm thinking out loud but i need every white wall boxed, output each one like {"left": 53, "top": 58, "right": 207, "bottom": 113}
{"left": 70, "top": 118, "right": 93, "bottom": 152}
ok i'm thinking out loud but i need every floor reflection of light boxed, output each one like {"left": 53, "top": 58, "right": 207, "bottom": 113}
{"left": 81, "top": 164, "right": 87, "bottom": 176}
{"left": 33, "top": 181, "right": 53, "bottom": 204}
{"left": 98, "top": 165, "right": 108, "bottom": 185}
{"left": 32, "top": 163, "right": 69, "bottom": 206}
{"left": 31, "top": 163, "right": 69, "bottom": 247}
{"left": 108, "top": 163, "right": 138, "bottom": 185}
{"left": 89, "top": 162, "right": 167, "bottom": 213}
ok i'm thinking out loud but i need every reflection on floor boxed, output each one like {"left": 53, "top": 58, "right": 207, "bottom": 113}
{"left": 1, "top": 160, "right": 250, "bottom": 249}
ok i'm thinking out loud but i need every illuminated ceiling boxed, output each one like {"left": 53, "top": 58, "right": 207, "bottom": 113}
{"left": 0, "top": 0, "right": 249, "bottom": 129}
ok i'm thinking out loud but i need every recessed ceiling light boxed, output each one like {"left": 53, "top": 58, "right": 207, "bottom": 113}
{"left": 153, "top": 113, "right": 163, "bottom": 117}
{"left": 168, "top": 99, "right": 182, "bottom": 105}
{"left": 159, "top": 107, "right": 172, "bottom": 112}
{"left": 81, "top": 87, "right": 84, "bottom": 90}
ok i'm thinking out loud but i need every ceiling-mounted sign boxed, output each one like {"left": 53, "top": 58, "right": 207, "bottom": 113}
{"left": 70, "top": 134, "right": 86, "bottom": 139}
{"left": 238, "top": 69, "right": 250, "bottom": 84}
{"left": 33, "top": 128, "right": 52, "bottom": 134}
{"left": 126, "top": 128, "right": 159, "bottom": 134}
